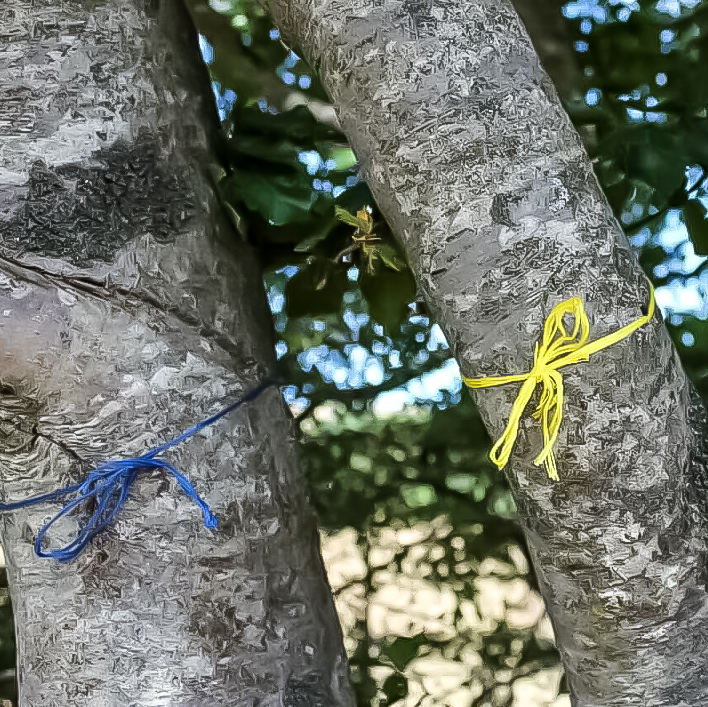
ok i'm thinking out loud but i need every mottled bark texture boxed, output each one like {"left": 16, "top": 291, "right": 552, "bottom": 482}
{"left": 264, "top": 0, "right": 708, "bottom": 705}
{"left": 0, "top": 1, "right": 354, "bottom": 705}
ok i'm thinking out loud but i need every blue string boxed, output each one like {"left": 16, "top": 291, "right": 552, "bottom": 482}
{"left": 0, "top": 379, "right": 276, "bottom": 563}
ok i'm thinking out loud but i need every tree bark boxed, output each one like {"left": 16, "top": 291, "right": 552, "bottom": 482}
{"left": 0, "top": 1, "right": 354, "bottom": 705}
{"left": 264, "top": 0, "right": 708, "bottom": 705}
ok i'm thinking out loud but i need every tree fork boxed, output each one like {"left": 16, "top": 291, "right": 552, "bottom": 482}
{"left": 0, "top": 1, "right": 354, "bottom": 704}
{"left": 264, "top": 0, "right": 708, "bottom": 704}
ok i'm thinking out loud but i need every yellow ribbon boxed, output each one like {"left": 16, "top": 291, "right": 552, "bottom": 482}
{"left": 463, "top": 286, "right": 655, "bottom": 481}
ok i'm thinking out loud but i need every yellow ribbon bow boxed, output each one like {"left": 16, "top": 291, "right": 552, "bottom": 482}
{"left": 463, "top": 287, "right": 655, "bottom": 481}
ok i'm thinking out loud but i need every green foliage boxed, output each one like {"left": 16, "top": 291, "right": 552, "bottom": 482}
{"left": 300, "top": 398, "right": 547, "bottom": 703}
{"left": 190, "top": 0, "right": 329, "bottom": 107}
{"left": 667, "top": 315, "right": 708, "bottom": 391}
{"left": 302, "top": 399, "right": 512, "bottom": 535}
{"left": 358, "top": 234, "right": 417, "bottom": 335}
{"left": 217, "top": 103, "right": 342, "bottom": 226}
{"left": 562, "top": 0, "right": 708, "bottom": 397}
{"left": 335, "top": 206, "right": 371, "bottom": 231}
{"left": 189, "top": 0, "right": 420, "bottom": 336}
{"left": 683, "top": 199, "right": 708, "bottom": 255}
{"left": 222, "top": 167, "right": 316, "bottom": 226}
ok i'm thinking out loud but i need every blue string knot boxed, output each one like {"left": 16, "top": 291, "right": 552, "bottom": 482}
{"left": 0, "top": 379, "right": 274, "bottom": 563}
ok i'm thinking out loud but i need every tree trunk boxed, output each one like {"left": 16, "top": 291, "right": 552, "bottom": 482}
{"left": 264, "top": 0, "right": 708, "bottom": 705}
{"left": 0, "top": 1, "right": 354, "bottom": 705}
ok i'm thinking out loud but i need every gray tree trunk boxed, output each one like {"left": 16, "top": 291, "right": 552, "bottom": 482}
{"left": 265, "top": 0, "right": 708, "bottom": 705}
{"left": 0, "top": 1, "right": 354, "bottom": 705}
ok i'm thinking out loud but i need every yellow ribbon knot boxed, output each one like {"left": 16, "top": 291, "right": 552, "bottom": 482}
{"left": 463, "top": 287, "right": 655, "bottom": 481}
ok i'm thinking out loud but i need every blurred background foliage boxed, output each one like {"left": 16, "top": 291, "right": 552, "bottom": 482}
{"left": 549, "top": 0, "right": 708, "bottom": 395}
{"left": 3, "top": 0, "right": 708, "bottom": 705}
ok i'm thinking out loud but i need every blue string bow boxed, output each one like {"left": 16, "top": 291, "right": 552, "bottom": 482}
{"left": 0, "top": 379, "right": 275, "bottom": 563}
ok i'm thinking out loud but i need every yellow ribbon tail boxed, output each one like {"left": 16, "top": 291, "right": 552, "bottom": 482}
{"left": 462, "top": 372, "right": 528, "bottom": 389}
{"left": 487, "top": 376, "right": 538, "bottom": 470}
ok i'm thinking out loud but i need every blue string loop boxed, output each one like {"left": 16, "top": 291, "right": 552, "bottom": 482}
{"left": 0, "top": 379, "right": 275, "bottom": 563}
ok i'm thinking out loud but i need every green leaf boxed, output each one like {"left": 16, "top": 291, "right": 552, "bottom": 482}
{"left": 617, "top": 127, "right": 688, "bottom": 209}
{"left": 638, "top": 242, "right": 671, "bottom": 283}
{"left": 683, "top": 198, "right": 708, "bottom": 254}
{"left": 221, "top": 168, "right": 315, "bottom": 226}
{"left": 335, "top": 206, "right": 370, "bottom": 231}
{"left": 326, "top": 146, "right": 358, "bottom": 171}
{"left": 352, "top": 673, "right": 379, "bottom": 706}
{"left": 229, "top": 134, "right": 303, "bottom": 168}
{"left": 359, "top": 261, "right": 417, "bottom": 334}
{"left": 293, "top": 223, "right": 337, "bottom": 252}
{"left": 230, "top": 103, "right": 342, "bottom": 143}
{"left": 376, "top": 244, "right": 403, "bottom": 271}
{"left": 190, "top": 7, "right": 292, "bottom": 109}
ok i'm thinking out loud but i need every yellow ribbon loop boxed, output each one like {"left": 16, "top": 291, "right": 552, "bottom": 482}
{"left": 463, "top": 287, "right": 655, "bottom": 481}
